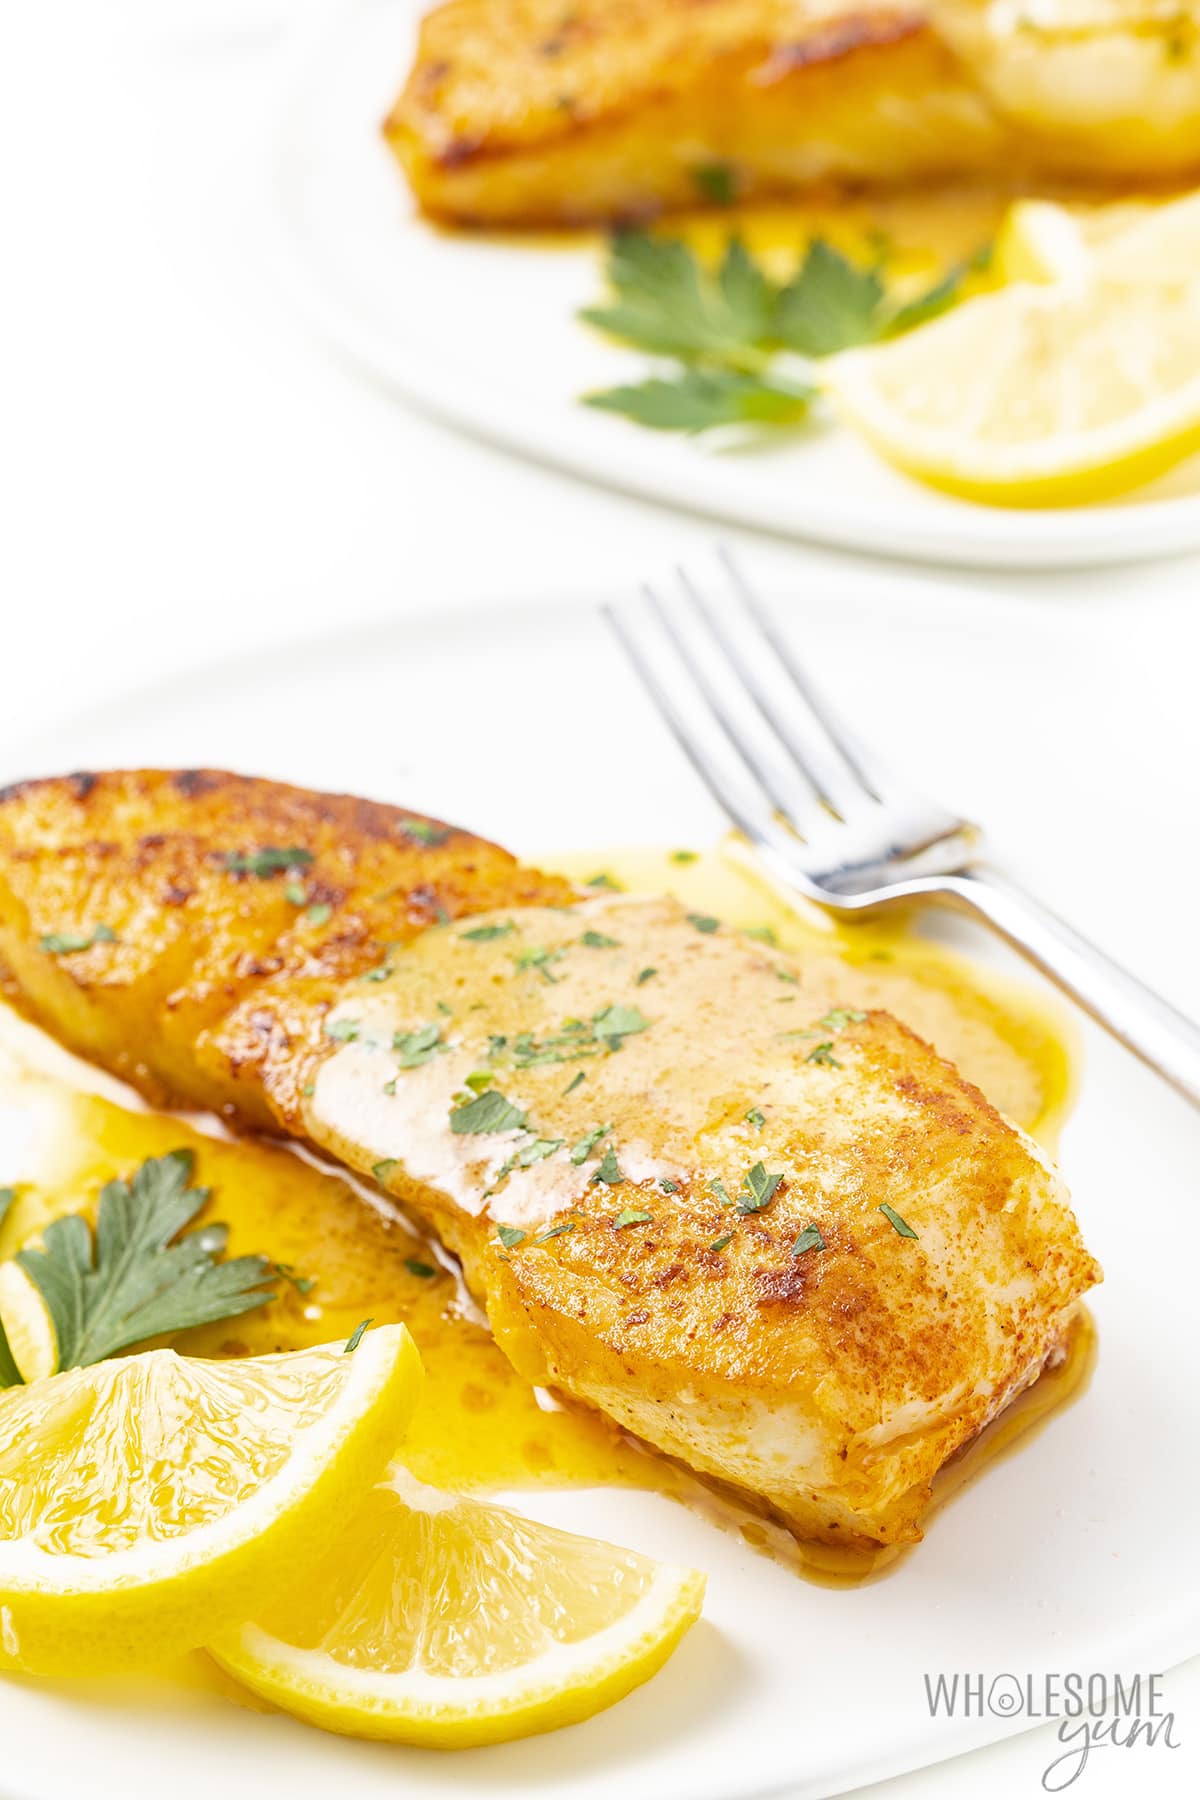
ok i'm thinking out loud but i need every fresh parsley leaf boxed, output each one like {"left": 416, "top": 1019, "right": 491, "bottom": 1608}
{"left": 582, "top": 232, "right": 774, "bottom": 369}
{"left": 774, "top": 240, "right": 884, "bottom": 356}
{"left": 580, "top": 930, "right": 620, "bottom": 949}
{"left": 590, "top": 1146, "right": 625, "bottom": 1187}
{"left": 534, "top": 1220, "right": 576, "bottom": 1243}
{"left": 710, "top": 1232, "right": 734, "bottom": 1252}
{"left": 592, "top": 1003, "right": 649, "bottom": 1048}
{"left": 818, "top": 1008, "right": 868, "bottom": 1031}
{"left": 404, "top": 1258, "right": 437, "bottom": 1279}
{"left": 515, "top": 1137, "right": 564, "bottom": 1167}
{"left": 0, "top": 1317, "right": 22, "bottom": 1390}
{"left": 273, "top": 1261, "right": 316, "bottom": 1296}
{"left": 563, "top": 1070, "right": 587, "bottom": 1096}
{"left": 806, "top": 1042, "right": 840, "bottom": 1068}
{"left": 613, "top": 1208, "right": 652, "bottom": 1229}
{"left": 15, "top": 1150, "right": 275, "bottom": 1370}
{"left": 324, "top": 1017, "right": 360, "bottom": 1043}
{"left": 39, "top": 924, "right": 116, "bottom": 955}
{"left": 736, "top": 1162, "right": 783, "bottom": 1215}
{"left": 0, "top": 1187, "right": 13, "bottom": 1229}
{"left": 692, "top": 160, "right": 739, "bottom": 206}
{"left": 880, "top": 1203, "right": 918, "bottom": 1239}
{"left": 792, "top": 1223, "right": 826, "bottom": 1257}
{"left": 587, "top": 367, "right": 813, "bottom": 434}
{"left": 570, "top": 1124, "right": 610, "bottom": 1165}
{"left": 688, "top": 913, "right": 721, "bottom": 934}
{"left": 221, "top": 847, "right": 313, "bottom": 878}
{"left": 344, "top": 1318, "right": 373, "bottom": 1352}
{"left": 496, "top": 1224, "right": 526, "bottom": 1248}
{"left": 636, "top": 967, "right": 657, "bottom": 985}
{"left": 393, "top": 1022, "right": 443, "bottom": 1068}
{"left": 514, "top": 945, "right": 565, "bottom": 982}
{"left": 450, "top": 1090, "right": 527, "bottom": 1135}
{"left": 460, "top": 921, "right": 515, "bottom": 942}
{"left": 399, "top": 818, "right": 450, "bottom": 846}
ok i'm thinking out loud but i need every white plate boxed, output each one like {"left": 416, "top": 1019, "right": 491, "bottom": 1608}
{"left": 1, "top": 581, "right": 1198, "bottom": 1800}
{"left": 256, "top": 0, "right": 1200, "bottom": 573}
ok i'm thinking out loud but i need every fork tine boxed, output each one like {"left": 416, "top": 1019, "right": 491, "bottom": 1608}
{"left": 602, "top": 598, "right": 817, "bottom": 868}
{"left": 638, "top": 582, "right": 833, "bottom": 839}
{"left": 679, "top": 564, "right": 873, "bottom": 822}
{"left": 717, "top": 548, "right": 893, "bottom": 804}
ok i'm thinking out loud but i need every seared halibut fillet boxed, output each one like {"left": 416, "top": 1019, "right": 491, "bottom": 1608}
{"left": 387, "top": 0, "right": 1014, "bottom": 227}
{"left": 386, "top": 0, "right": 1200, "bottom": 226}
{"left": 0, "top": 771, "right": 1100, "bottom": 1548}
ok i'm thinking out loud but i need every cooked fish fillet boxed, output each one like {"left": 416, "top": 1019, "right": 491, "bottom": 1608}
{"left": 0, "top": 770, "right": 1101, "bottom": 1548}
{"left": 386, "top": 0, "right": 1200, "bottom": 226}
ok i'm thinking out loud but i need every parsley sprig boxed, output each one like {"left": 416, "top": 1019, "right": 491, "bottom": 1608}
{"left": 0, "top": 1151, "right": 276, "bottom": 1388}
{"left": 581, "top": 231, "right": 984, "bottom": 433}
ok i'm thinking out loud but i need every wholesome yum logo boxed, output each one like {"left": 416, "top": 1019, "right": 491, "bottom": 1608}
{"left": 923, "top": 1671, "right": 1181, "bottom": 1790}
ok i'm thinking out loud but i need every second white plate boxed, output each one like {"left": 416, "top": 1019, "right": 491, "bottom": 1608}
{"left": 256, "top": 0, "right": 1200, "bottom": 572}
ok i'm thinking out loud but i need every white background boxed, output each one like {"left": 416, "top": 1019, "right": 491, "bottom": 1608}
{"left": 2, "top": 4, "right": 1199, "bottom": 1796}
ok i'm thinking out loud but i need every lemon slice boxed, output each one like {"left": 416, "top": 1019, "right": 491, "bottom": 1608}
{"left": 994, "top": 200, "right": 1093, "bottom": 285}
{"left": 825, "top": 252, "right": 1200, "bottom": 506}
{"left": 0, "top": 1325, "right": 421, "bottom": 1676}
{"left": 211, "top": 1466, "right": 705, "bottom": 1746}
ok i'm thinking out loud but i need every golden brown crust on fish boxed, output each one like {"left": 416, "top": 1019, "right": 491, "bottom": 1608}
{"left": 0, "top": 771, "right": 1100, "bottom": 1547}
{"left": 0, "top": 770, "right": 572, "bottom": 1128}
{"left": 387, "top": 0, "right": 1013, "bottom": 225}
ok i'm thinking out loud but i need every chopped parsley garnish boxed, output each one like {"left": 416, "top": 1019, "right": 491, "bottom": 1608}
{"left": 580, "top": 930, "right": 621, "bottom": 949}
{"left": 305, "top": 902, "right": 332, "bottom": 928}
{"left": 563, "top": 1070, "right": 588, "bottom": 1096}
{"left": 590, "top": 1146, "right": 625, "bottom": 1187}
{"left": 496, "top": 1223, "right": 526, "bottom": 1249}
{"left": 636, "top": 966, "right": 658, "bottom": 985}
{"left": 879, "top": 1203, "right": 918, "bottom": 1239}
{"left": 221, "top": 847, "right": 313, "bottom": 877}
{"left": 806, "top": 1042, "right": 840, "bottom": 1068}
{"left": 404, "top": 1258, "right": 437, "bottom": 1279}
{"left": 0, "top": 1187, "right": 13, "bottom": 1228}
{"left": 398, "top": 818, "right": 450, "bottom": 846}
{"left": 514, "top": 944, "right": 566, "bottom": 983}
{"left": 534, "top": 1220, "right": 576, "bottom": 1243}
{"left": 591, "top": 1003, "right": 649, "bottom": 1048}
{"left": 792, "top": 1224, "right": 826, "bottom": 1258}
{"left": 285, "top": 881, "right": 307, "bottom": 906}
{"left": 273, "top": 1261, "right": 316, "bottom": 1296}
{"left": 710, "top": 1232, "right": 734, "bottom": 1252}
{"left": 659, "top": 1178, "right": 680, "bottom": 1194}
{"left": 744, "top": 925, "right": 778, "bottom": 946}
{"left": 324, "top": 1017, "right": 360, "bottom": 1042}
{"left": 776, "top": 966, "right": 799, "bottom": 985}
{"left": 464, "top": 1070, "right": 494, "bottom": 1093}
{"left": 670, "top": 849, "right": 699, "bottom": 864}
{"left": 585, "top": 872, "right": 623, "bottom": 891}
{"left": 745, "top": 1108, "right": 766, "bottom": 1130}
{"left": 569, "top": 1124, "right": 611, "bottom": 1165}
{"left": 736, "top": 1162, "right": 783, "bottom": 1215}
{"left": 450, "top": 1090, "right": 528, "bottom": 1135}
{"left": 372, "top": 1159, "right": 398, "bottom": 1183}
{"left": 515, "top": 1137, "right": 564, "bottom": 1167}
{"left": 39, "top": 923, "right": 117, "bottom": 956}
{"left": 393, "top": 1022, "right": 443, "bottom": 1067}
{"left": 360, "top": 962, "right": 394, "bottom": 984}
{"left": 691, "top": 161, "right": 738, "bottom": 207}
{"left": 343, "top": 1319, "right": 373, "bottom": 1353}
{"left": 0, "top": 1151, "right": 276, "bottom": 1387}
{"left": 460, "top": 921, "right": 515, "bottom": 942}
{"left": 818, "top": 1008, "right": 868, "bottom": 1031}
{"left": 613, "top": 1208, "right": 652, "bottom": 1229}
{"left": 709, "top": 1177, "right": 732, "bottom": 1206}
{"left": 687, "top": 913, "right": 720, "bottom": 934}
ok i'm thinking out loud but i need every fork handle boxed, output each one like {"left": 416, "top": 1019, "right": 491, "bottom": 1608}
{"left": 935, "top": 867, "right": 1200, "bottom": 1109}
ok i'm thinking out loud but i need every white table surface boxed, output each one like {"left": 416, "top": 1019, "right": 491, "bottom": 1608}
{"left": 2, "top": 5, "right": 1199, "bottom": 1796}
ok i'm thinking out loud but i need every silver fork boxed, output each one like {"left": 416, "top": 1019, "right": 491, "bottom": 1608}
{"left": 605, "top": 553, "right": 1200, "bottom": 1110}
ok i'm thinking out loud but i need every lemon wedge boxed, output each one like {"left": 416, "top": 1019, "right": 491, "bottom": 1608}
{"left": 0, "top": 1325, "right": 421, "bottom": 1676}
{"left": 211, "top": 1466, "right": 705, "bottom": 1746}
{"left": 826, "top": 238, "right": 1200, "bottom": 505}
